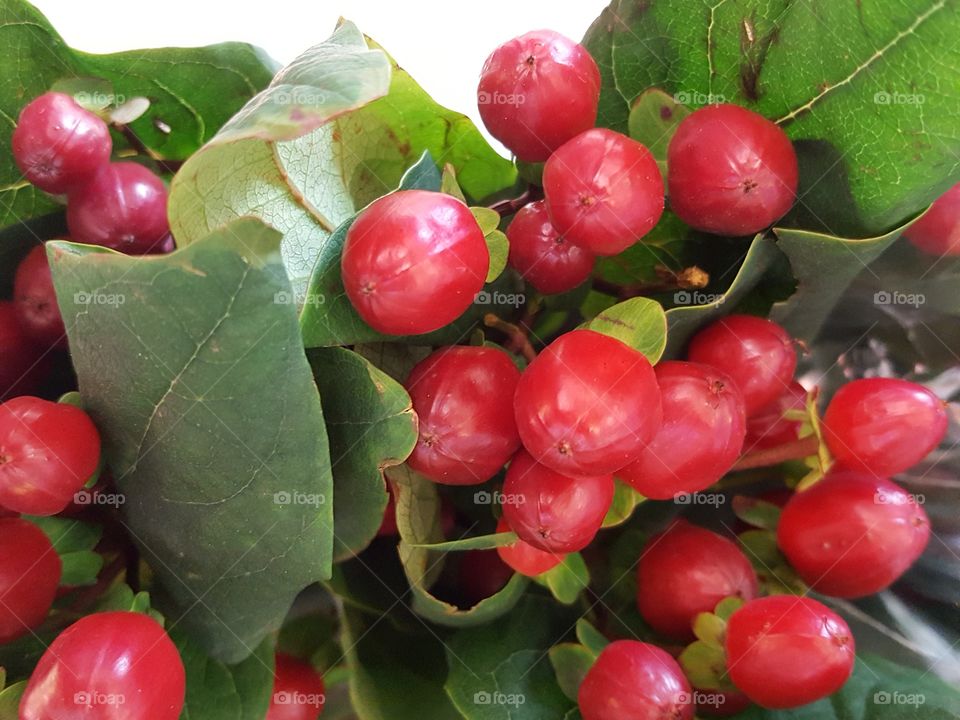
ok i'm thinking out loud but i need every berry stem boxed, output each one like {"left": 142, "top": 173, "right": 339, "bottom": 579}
{"left": 732, "top": 435, "right": 821, "bottom": 471}
{"left": 112, "top": 122, "right": 184, "bottom": 175}
{"left": 483, "top": 313, "right": 537, "bottom": 362}
{"left": 487, "top": 184, "right": 544, "bottom": 217}
{"left": 593, "top": 265, "right": 710, "bottom": 299}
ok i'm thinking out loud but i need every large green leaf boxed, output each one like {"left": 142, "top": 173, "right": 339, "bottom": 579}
{"left": 583, "top": 0, "right": 960, "bottom": 235}
{"left": 48, "top": 218, "right": 333, "bottom": 663}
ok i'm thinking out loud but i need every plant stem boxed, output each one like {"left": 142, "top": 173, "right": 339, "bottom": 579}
{"left": 593, "top": 266, "right": 710, "bottom": 299}
{"left": 113, "top": 123, "right": 184, "bottom": 175}
{"left": 732, "top": 435, "right": 821, "bottom": 471}
{"left": 487, "top": 185, "right": 543, "bottom": 217}
{"left": 484, "top": 313, "right": 537, "bottom": 362}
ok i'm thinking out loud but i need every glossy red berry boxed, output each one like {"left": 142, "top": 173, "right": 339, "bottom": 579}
{"left": 0, "top": 302, "right": 49, "bottom": 400}
{"left": 12, "top": 92, "right": 112, "bottom": 195}
{"left": 514, "top": 329, "right": 661, "bottom": 476}
{"left": 687, "top": 315, "right": 796, "bottom": 415}
{"left": 578, "top": 640, "right": 694, "bottom": 720}
{"left": 725, "top": 596, "right": 855, "bottom": 709}
{"left": 636, "top": 520, "right": 757, "bottom": 639}
{"left": 477, "top": 30, "right": 600, "bottom": 162}
{"left": 777, "top": 471, "right": 930, "bottom": 598}
{"left": 342, "top": 190, "right": 489, "bottom": 336}
{"left": 20, "top": 611, "right": 186, "bottom": 720}
{"left": 618, "top": 362, "right": 745, "bottom": 499}
{"left": 495, "top": 516, "right": 563, "bottom": 576}
{"left": 507, "top": 200, "right": 594, "bottom": 294}
{"left": 822, "top": 378, "right": 947, "bottom": 476}
{"left": 544, "top": 129, "right": 664, "bottom": 256}
{"left": 14, "top": 244, "right": 66, "bottom": 350}
{"left": 406, "top": 346, "right": 521, "bottom": 485}
{"left": 267, "top": 653, "right": 325, "bottom": 720}
{"left": 744, "top": 381, "right": 806, "bottom": 451}
{"left": 668, "top": 104, "right": 798, "bottom": 236}
{"left": 458, "top": 549, "right": 515, "bottom": 605}
{"left": 0, "top": 517, "right": 61, "bottom": 643}
{"left": 501, "top": 449, "right": 613, "bottom": 553}
{"left": 67, "top": 162, "right": 170, "bottom": 254}
{"left": 904, "top": 182, "right": 960, "bottom": 256}
{"left": 0, "top": 396, "right": 101, "bottom": 515}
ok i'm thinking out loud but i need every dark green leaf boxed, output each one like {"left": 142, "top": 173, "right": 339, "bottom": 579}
{"left": 26, "top": 515, "right": 103, "bottom": 587}
{"left": 731, "top": 497, "right": 783, "bottom": 532}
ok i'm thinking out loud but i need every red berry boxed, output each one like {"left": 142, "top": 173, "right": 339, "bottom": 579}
{"left": 506, "top": 200, "right": 594, "bottom": 294}
{"left": 667, "top": 104, "right": 798, "bottom": 236}
{"left": 904, "top": 182, "right": 960, "bottom": 256}
{"left": 0, "top": 302, "right": 49, "bottom": 400}
{"left": 695, "top": 689, "right": 752, "bottom": 717}
{"left": 458, "top": 548, "right": 515, "bottom": 605}
{"left": 341, "top": 190, "right": 489, "bottom": 336}
{"left": 14, "top": 244, "right": 67, "bottom": 350}
{"left": 687, "top": 315, "right": 796, "bottom": 415}
{"left": 0, "top": 396, "right": 101, "bottom": 515}
{"left": 406, "top": 346, "right": 521, "bottom": 485}
{"left": 495, "top": 516, "right": 563, "bottom": 576}
{"left": 514, "top": 329, "right": 661, "bottom": 476}
{"left": 636, "top": 520, "right": 757, "bottom": 639}
{"left": 543, "top": 129, "right": 664, "bottom": 256}
{"left": 777, "top": 471, "right": 930, "bottom": 598}
{"left": 725, "top": 596, "right": 855, "bottom": 709}
{"left": 20, "top": 611, "right": 186, "bottom": 720}
{"left": 501, "top": 449, "right": 613, "bottom": 553}
{"left": 267, "top": 652, "right": 325, "bottom": 720}
{"left": 822, "top": 378, "right": 946, "bottom": 476}
{"left": 618, "top": 362, "right": 745, "bottom": 499}
{"left": 578, "top": 640, "right": 694, "bottom": 720}
{"left": 744, "top": 381, "right": 806, "bottom": 451}
{"left": 0, "top": 517, "right": 61, "bottom": 643}
{"left": 67, "top": 162, "right": 170, "bottom": 254}
{"left": 12, "top": 92, "right": 112, "bottom": 195}
{"left": 477, "top": 30, "right": 599, "bottom": 162}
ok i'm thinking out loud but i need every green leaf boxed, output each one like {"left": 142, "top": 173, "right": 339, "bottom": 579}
{"left": 549, "top": 644, "right": 595, "bottom": 702}
{"left": 407, "top": 532, "right": 518, "bottom": 552}
{"left": 471, "top": 207, "right": 502, "bottom": 236}
{"left": 26, "top": 515, "right": 103, "bottom": 587}
{"left": 583, "top": 297, "right": 668, "bottom": 362}
{"left": 679, "top": 640, "right": 734, "bottom": 692}
{"left": 309, "top": 347, "right": 417, "bottom": 561}
{"left": 534, "top": 553, "right": 590, "bottom": 605}
{"left": 731, "top": 496, "right": 783, "bottom": 532}
{"left": 484, "top": 230, "right": 510, "bottom": 283}
{"left": 575, "top": 619, "right": 609, "bottom": 656}
{"left": 49, "top": 218, "right": 333, "bottom": 663}
{"left": 627, "top": 88, "right": 691, "bottom": 168}
{"left": 0, "top": 682, "right": 25, "bottom": 720}
{"left": 602, "top": 480, "right": 645, "bottom": 528}
{"left": 738, "top": 530, "right": 804, "bottom": 595}
{"left": 442, "top": 164, "right": 468, "bottom": 203}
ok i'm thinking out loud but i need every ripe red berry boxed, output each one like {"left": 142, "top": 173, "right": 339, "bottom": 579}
{"left": 0, "top": 396, "right": 101, "bottom": 515}
{"left": 578, "top": 640, "right": 694, "bottom": 720}
{"left": 406, "top": 346, "right": 521, "bottom": 485}
{"left": 543, "top": 129, "right": 664, "bottom": 256}
{"left": 12, "top": 92, "right": 112, "bottom": 195}
{"left": 267, "top": 653, "right": 325, "bottom": 720}
{"left": 67, "top": 162, "right": 170, "bottom": 254}
{"left": 904, "top": 182, "right": 960, "bottom": 256}
{"left": 514, "top": 329, "right": 661, "bottom": 476}
{"left": 501, "top": 449, "right": 613, "bottom": 553}
{"left": 821, "top": 378, "right": 946, "bottom": 476}
{"left": 495, "top": 516, "right": 563, "bottom": 576}
{"left": 725, "top": 596, "right": 855, "bottom": 709}
{"left": 687, "top": 315, "right": 796, "bottom": 415}
{"left": 636, "top": 520, "right": 757, "bottom": 640}
{"left": 618, "top": 362, "right": 745, "bottom": 499}
{"left": 0, "top": 301, "right": 49, "bottom": 400}
{"left": 777, "top": 471, "right": 930, "bottom": 598}
{"left": 477, "top": 30, "right": 600, "bottom": 162}
{"left": 507, "top": 200, "right": 594, "bottom": 294}
{"left": 458, "top": 548, "right": 515, "bottom": 605}
{"left": 667, "top": 104, "right": 798, "bottom": 236}
{"left": 0, "top": 517, "right": 61, "bottom": 643}
{"left": 744, "top": 381, "right": 806, "bottom": 451}
{"left": 341, "top": 190, "right": 489, "bottom": 336}
{"left": 20, "top": 611, "right": 186, "bottom": 720}
{"left": 14, "top": 244, "right": 67, "bottom": 350}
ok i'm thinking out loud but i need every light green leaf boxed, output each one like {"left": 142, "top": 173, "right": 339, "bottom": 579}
{"left": 583, "top": 296, "right": 667, "bottom": 362}
{"left": 549, "top": 644, "right": 595, "bottom": 702}
{"left": 534, "top": 553, "right": 590, "bottom": 605}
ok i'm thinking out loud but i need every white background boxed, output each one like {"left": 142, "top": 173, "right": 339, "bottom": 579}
{"left": 31, "top": 0, "right": 610, "bottom": 152}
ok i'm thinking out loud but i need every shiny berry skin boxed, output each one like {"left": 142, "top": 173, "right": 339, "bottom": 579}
{"left": 904, "top": 182, "right": 960, "bottom": 256}
{"left": 514, "top": 329, "right": 662, "bottom": 476}
{"left": 744, "top": 381, "right": 806, "bottom": 451}
{"left": 636, "top": 520, "right": 757, "bottom": 639}
{"left": 477, "top": 30, "right": 600, "bottom": 162}
{"left": 507, "top": 200, "right": 594, "bottom": 294}
{"left": 725, "top": 596, "right": 855, "bottom": 709}
{"left": 618, "top": 362, "right": 746, "bottom": 499}
{"left": 0, "top": 517, "right": 61, "bottom": 643}
{"left": 544, "top": 129, "right": 664, "bottom": 256}
{"left": 67, "top": 162, "right": 170, "bottom": 254}
{"left": 458, "top": 548, "right": 515, "bottom": 605}
{"left": 578, "top": 640, "right": 694, "bottom": 720}
{"left": 267, "top": 653, "right": 326, "bottom": 720}
{"left": 501, "top": 449, "right": 613, "bottom": 553}
{"left": 0, "top": 302, "right": 48, "bottom": 400}
{"left": 406, "top": 346, "right": 521, "bottom": 485}
{"left": 687, "top": 315, "right": 796, "bottom": 415}
{"left": 668, "top": 104, "right": 798, "bottom": 236}
{"left": 0, "top": 396, "right": 101, "bottom": 515}
{"left": 777, "top": 471, "right": 930, "bottom": 598}
{"left": 495, "top": 516, "right": 563, "bottom": 576}
{"left": 822, "top": 378, "right": 947, "bottom": 476}
{"left": 12, "top": 92, "right": 112, "bottom": 195}
{"left": 20, "top": 611, "right": 186, "bottom": 720}
{"left": 14, "top": 244, "right": 66, "bottom": 350}
{"left": 342, "top": 190, "right": 489, "bottom": 336}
